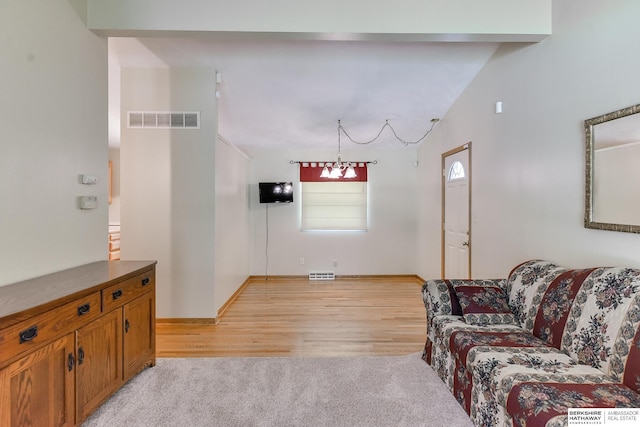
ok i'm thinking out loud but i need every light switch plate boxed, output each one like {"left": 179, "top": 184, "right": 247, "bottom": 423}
{"left": 79, "top": 196, "right": 98, "bottom": 210}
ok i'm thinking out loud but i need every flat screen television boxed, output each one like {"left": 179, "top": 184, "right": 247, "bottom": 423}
{"left": 259, "top": 182, "right": 293, "bottom": 203}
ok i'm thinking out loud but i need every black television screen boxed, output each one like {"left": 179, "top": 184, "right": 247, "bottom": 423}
{"left": 259, "top": 182, "right": 293, "bottom": 203}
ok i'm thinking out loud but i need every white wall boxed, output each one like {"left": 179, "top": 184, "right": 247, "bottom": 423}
{"left": 417, "top": 0, "right": 640, "bottom": 280}
{"left": 214, "top": 137, "right": 251, "bottom": 311}
{"left": 120, "top": 68, "right": 217, "bottom": 318}
{"left": 250, "top": 148, "right": 419, "bottom": 276}
{"left": 0, "top": 0, "right": 107, "bottom": 286}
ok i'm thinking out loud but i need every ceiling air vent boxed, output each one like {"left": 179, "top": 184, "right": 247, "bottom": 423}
{"left": 128, "top": 111, "right": 200, "bottom": 129}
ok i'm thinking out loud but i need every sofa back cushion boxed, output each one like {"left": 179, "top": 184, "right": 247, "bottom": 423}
{"left": 423, "top": 279, "right": 505, "bottom": 319}
{"left": 560, "top": 267, "right": 640, "bottom": 392}
{"left": 531, "top": 268, "right": 596, "bottom": 348}
{"left": 453, "top": 284, "right": 519, "bottom": 326}
{"left": 506, "top": 260, "right": 568, "bottom": 332}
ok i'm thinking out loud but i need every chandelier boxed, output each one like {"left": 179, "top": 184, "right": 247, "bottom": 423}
{"left": 320, "top": 118, "right": 440, "bottom": 179}
{"left": 320, "top": 120, "right": 357, "bottom": 179}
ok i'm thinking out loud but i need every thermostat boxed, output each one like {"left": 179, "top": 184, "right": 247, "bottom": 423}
{"left": 81, "top": 174, "right": 98, "bottom": 185}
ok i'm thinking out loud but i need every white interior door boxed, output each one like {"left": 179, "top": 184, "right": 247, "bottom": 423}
{"left": 443, "top": 145, "right": 470, "bottom": 278}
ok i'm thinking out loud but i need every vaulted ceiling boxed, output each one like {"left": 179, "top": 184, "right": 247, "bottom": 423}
{"left": 109, "top": 37, "right": 500, "bottom": 155}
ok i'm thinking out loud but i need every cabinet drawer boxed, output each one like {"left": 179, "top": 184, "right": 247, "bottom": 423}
{"left": 102, "top": 272, "right": 154, "bottom": 312}
{"left": 0, "top": 291, "right": 101, "bottom": 364}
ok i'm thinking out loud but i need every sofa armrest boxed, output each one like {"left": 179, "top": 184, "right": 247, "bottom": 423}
{"left": 422, "top": 280, "right": 457, "bottom": 318}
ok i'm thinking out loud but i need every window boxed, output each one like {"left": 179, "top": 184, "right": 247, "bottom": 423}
{"left": 301, "top": 181, "right": 367, "bottom": 231}
{"left": 447, "top": 160, "right": 465, "bottom": 181}
{"left": 299, "top": 163, "right": 368, "bottom": 231}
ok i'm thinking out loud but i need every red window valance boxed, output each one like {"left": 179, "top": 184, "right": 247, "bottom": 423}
{"left": 299, "top": 162, "right": 368, "bottom": 182}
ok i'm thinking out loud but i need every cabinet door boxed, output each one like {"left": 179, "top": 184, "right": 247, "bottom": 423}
{"left": 123, "top": 290, "right": 155, "bottom": 380}
{"left": 0, "top": 333, "right": 75, "bottom": 427}
{"left": 76, "top": 309, "right": 123, "bottom": 423}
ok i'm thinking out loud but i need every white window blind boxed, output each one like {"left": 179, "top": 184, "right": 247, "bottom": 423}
{"left": 301, "top": 181, "right": 367, "bottom": 231}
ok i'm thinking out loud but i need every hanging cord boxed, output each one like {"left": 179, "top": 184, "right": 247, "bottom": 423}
{"left": 337, "top": 120, "right": 341, "bottom": 153}
{"left": 338, "top": 118, "right": 439, "bottom": 147}
{"left": 265, "top": 204, "right": 269, "bottom": 282}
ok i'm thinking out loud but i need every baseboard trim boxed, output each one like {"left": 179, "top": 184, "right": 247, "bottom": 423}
{"left": 217, "top": 276, "right": 251, "bottom": 320}
{"left": 156, "top": 318, "right": 217, "bottom": 325}
{"left": 335, "top": 274, "right": 423, "bottom": 283}
{"left": 249, "top": 274, "right": 424, "bottom": 284}
{"left": 248, "top": 275, "right": 308, "bottom": 281}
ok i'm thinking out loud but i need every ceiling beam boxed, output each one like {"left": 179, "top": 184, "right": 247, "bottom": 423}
{"left": 87, "top": 0, "right": 551, "bottom": 42}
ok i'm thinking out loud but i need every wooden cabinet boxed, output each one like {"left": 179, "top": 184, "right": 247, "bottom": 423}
{"left": 0, "top": 261, "right": 156, "bottom": 427}
{"left": 124, "top": 290, "right": 155, "bottom": 380}
{"left": 76, "top": 309, "right": 123, "bottom": 422}
{"left": 0, "top": 292, "right": 102, "bottom": 364}
{"left": 0, "top": 334, "right": 75, "bottom": 427}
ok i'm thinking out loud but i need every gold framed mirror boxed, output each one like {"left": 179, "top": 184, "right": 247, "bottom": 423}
{"left": 585, "top": 103, "right": 640, "bottom": 233}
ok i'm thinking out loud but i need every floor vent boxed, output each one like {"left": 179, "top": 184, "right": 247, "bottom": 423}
{"left": 308, "top": 272, "right": 335, "bottom": 281}
{"left": 128, "top": 111, "right": 200, "bottom": 129}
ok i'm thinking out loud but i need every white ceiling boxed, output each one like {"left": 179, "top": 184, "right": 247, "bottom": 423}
{"left": 109, "top": 37, "right": 499, "bottom": 155}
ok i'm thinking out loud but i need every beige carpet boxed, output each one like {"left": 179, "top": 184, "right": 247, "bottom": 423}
{"left": 82, "top": 352, "right": 473, "bottom": 427}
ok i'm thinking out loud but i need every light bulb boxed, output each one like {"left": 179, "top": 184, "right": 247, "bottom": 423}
{"left": 344, "top": 165, "right": 357, "bottom": 179}
{"left": 329, "top": 165, "right": 342, "bottom": 179}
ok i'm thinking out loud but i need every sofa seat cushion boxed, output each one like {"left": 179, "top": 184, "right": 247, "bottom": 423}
{"left": 467, "top": 346, "right": 614, "bottom": 427}
{"left": 431, "top": 316, "right": 522, "bottom": 357}
{"left": 448, "top": 330, "right": 555, "bottom": 417}
{"left": 454, "top": 284, "right": 519, "bottom": 326}
{"left": 432, "top": 316, "right": 525, "bottom": 349}
{"left": 507, "top": 381, "right": 640, "bottom": 427}
{"left": 450, "top": 330, "right": 550, "bottom": 369}
{"left": 430, "top": 315, "right": 521, "bottom": 390}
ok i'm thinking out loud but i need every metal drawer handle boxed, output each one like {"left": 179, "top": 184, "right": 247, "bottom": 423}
{"left": 112, "top": 289, "right": 123, "bottom": 300}
{"left": 68, "top": 353, "right": 75, "bottom": 372}
{"left": 141, "top": 277, "right": 150, "bottom": 286}
{"left": 77, "top": 303, "right": 91, "bottom": 316}
{"left": 78, "top": 347, "right": 85, "bottom": 365}
{"left": 19, "top": 325, "right": 38, "bottom": 344}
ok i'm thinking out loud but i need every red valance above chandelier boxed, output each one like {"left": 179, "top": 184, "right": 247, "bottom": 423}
{"left": 298, "top": 161, "right": 368, "bottom": 182}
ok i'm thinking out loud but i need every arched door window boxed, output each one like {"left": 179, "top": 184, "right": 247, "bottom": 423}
{"left": 447, "top": 160, "right": 465, "bottom": 181}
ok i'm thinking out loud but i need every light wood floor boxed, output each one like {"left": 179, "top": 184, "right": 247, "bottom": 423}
{"left": 156, "top": 277, "right": 427, "bottom": 357}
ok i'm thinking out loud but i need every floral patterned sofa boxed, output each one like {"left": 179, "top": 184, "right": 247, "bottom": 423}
{"left": 422, "top": 260, "right": 640, "bottom": 427}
